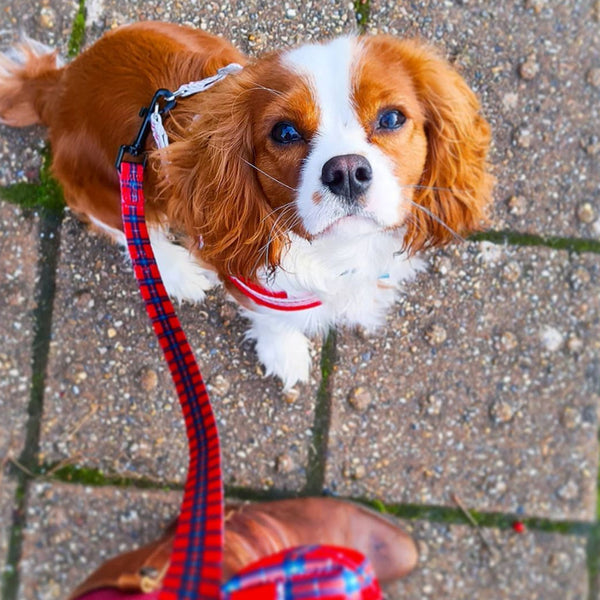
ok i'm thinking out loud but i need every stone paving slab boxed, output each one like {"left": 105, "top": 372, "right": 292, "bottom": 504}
{"left": 0, "top": 202, "right": 38, "bottom": 461}
{"left": 18, "top": 481, "right": 589, "bottom": 600}
{"left": 0, "top": 0, "right": 79, "bottom": 186}
{"left": 40, "top": 214, "right": 317, "bottom": 490}
{"left": 325, "top": 244, "right": 599, "bottom": 521}
{"left": 83, "top": 0, "right": 356, "bottom": 51}
{"left": 368, "top": 0, "right": 600, "bottom": 240}
{"left": 19, "top": 481, "right": 180, "bottom": 600}
{"left": 387, "top": 520, "right": 588, "bottom": 600}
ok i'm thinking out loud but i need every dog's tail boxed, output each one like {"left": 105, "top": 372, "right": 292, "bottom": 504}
{"left": 0, "top": 34, "right": 64, "bottom": 127}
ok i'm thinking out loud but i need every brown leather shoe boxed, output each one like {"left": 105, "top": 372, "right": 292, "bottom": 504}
{"left": 223, "top": 498, "right": 418, "bottom": 582}
{"left": 69, "top": 497, "right": 417, "bottom": 599}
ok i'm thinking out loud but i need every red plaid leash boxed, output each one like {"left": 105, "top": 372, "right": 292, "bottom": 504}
{"left": 119, "top": 161, "right": 223, "bottom": 600}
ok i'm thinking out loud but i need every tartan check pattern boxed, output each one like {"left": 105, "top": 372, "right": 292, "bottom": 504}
{"left": 222, "top": 546, "right": 382, "bottom": 600}
{"left": 119, "top": 160, "right": 382, "bottom": 600}
{"left": 119, "top": 161, "right": 223, "bottom": 600}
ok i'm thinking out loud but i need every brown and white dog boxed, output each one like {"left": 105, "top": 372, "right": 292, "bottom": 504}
{"left": 0, "top": 23, "right": 492, "bottom": 388}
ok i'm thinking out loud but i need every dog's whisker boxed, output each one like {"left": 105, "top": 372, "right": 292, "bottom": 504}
{"left": 400, "top": 183, "right": 468, "bottom": 194}
{"left": 406, "top": 199, "right": 466, "bottom": 243}
{"left": 257, "top": 205, "right": 298, "bottom": 272}
{"left": 241, "top": 158, "right": 297, "bottom": 192}
{"left": 253, "top": 209, "right": 302, "bottom": 275}
{"left": 404, "top": 212, "right": 428, "bottom": 240}
{"left": 260, "top": 202, "right": 297, "bottom": 224}
{"left": 248, "top": 84, "right": 286, "bottom": 98}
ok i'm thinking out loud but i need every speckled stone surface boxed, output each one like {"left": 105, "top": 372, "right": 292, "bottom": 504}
{"left": 367, "top": 0, "right": 600, "bottom": 240}
{"left": 83, "top": 0, "right": 356, "bottom": 51}
{"left": 0, "top": 0, "right": 78, "bottom": 186}
{"left": 325, "top": 244, "right": 600, "bottom": 521}
{"left": 386, "top": 520, "right": 588, "bottom": 600}
{"left": 0, "top": 202, "right": 38, "bottom": 461}
{"left": 1, "top": 0, "right": 600, "bottom": 598}
{"left": 40, "top": 214, "right": 317, "bottom": 490}
{"left": 0, "top": 477, "right": 16, "bottom": 582}
{"left": 19, "top": 481, "right": 180, "bottom": 600}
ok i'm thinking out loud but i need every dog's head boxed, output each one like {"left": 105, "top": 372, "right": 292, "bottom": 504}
{"left": 161, "top": 35, "right": 492, "bottom": 280}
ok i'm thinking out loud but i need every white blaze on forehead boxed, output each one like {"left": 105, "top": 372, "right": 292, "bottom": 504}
{"left": 281, "top": 37, "right": 405, "bottom": 235}
{"left": 283, "top": 36, "right": 359, "bottom": 132}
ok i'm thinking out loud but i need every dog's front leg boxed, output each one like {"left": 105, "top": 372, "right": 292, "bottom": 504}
{"left": 242, "top": 310, "right": 313, "bottom": 390}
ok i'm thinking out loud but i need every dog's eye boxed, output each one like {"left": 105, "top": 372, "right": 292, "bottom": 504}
{"left": 271, "top": 122, "right": 303, "bottom": 144}
{"left": 377, "top": 109, "right": 406, "bottom": 131}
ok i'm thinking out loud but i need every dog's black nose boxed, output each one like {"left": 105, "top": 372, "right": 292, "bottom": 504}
{"left": 321, "top": 154, "right": 373, "bottom": 202}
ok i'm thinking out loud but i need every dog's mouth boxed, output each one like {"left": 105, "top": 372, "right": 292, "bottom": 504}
{"left": 316, "top": 214, "right": 381, "bottom": 238}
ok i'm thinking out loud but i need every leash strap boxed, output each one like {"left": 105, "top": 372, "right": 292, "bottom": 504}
{"left": 119, "top": 161, "right": 223, "bottom": 600}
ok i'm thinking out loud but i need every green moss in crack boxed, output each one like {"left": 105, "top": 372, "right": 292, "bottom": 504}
{"left": 47, "top": 464, "right": 179, "bottom": 491}
{"left": 37, "top": 150, "right": 65, "bottom": 215}
{"left": 68, "top": 0, "right": 87, "bottom": 58}
{"left": 354, "top": 0, "right": 371, "bottom": 30}
{"left": 0, "top": 150, "right": 64, "bottom": 215}
{"left": 351, "top": 498, "right": 589, "bottom": 537}
{"left": 470, "top": 230, "right": 600, "bottom": 254}
{"left": 0, "top": 182, "right": 39, "bottom": 210}
{"left": 303, "top": 329, "right": 337, "bottom": 495}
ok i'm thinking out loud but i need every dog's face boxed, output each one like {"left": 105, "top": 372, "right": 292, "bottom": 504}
{"left": 162, "top": 35, "right": 492, "bottom": 280}
{"left": 252, "top": 37, "right": 429, "bottom": 240}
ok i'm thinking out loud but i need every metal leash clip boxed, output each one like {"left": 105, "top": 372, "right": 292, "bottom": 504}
{"left": 115, "top": 88, "right": 177, "bottom": 170}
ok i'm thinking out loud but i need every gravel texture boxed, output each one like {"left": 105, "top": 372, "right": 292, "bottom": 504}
{"left": 325, "top": 244, "right": 600, "bottom": 521}
{"left": 83, "top": 0, "right": 356, "bottom": 51}
{"left": 40, "top": 214, "right": 317, "bottom": 490}
{"left": 386, "top": 520, "right": 588, "bottom": 600}
{"left": 19, "top": 481, "right": 180, "bottom": 600}
{"left": 367, "top": 0, "right": 600, "bottom": 240}
{"left": 0, "top": 477, "right": 17, "bottom": 582}
{"left": 0, "top": 203, "right": 38, "bottom": 461}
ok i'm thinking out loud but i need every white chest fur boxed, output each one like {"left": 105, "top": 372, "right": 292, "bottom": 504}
{"left": 242, "top": 220, "right": 424, "bottom": 388}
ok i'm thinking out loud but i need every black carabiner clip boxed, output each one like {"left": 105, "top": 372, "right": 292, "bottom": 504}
{"left": 115, "top": 88, "right": 177, "bottom": 170}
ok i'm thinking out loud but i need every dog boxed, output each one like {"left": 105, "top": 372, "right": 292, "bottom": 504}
{"left": 0, "top": 22, "right": 492, "bottom": 388}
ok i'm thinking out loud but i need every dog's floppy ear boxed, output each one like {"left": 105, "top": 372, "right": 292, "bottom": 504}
{"left": 157, "top": 73, "right": 287, "bottom": 281}
{"left": 397, "top": 39, "right": 493, "bottom": 251}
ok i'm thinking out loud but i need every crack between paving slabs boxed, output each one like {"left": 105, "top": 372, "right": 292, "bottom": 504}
{"left": 2, "top": 207, "right": 63, "bottom": 600}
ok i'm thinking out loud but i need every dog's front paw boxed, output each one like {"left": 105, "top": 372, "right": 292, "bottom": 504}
{"left": 149, "top": 227, "right": 219, "bottom": 303}
{"left": 245, "top": 316, "right": 312, "bottom": 389}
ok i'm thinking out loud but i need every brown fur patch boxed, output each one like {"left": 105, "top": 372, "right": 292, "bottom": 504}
{"left": 159, "top": 55, "right": 319, "bottom": 279}
{"left": 0, "top": 42, "right": 62, "bottom": 126}
{"left": 356, "top": 36, "right": 493, "bottom": 251}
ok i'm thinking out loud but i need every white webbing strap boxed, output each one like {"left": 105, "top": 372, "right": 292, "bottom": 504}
{"left": 150, "top": 63, "right": 244, "bottom": 149}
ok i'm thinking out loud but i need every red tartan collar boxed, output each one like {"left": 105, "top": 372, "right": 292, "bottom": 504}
{"left": 228, "top": 275, "right": 322, "bottom": 312}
